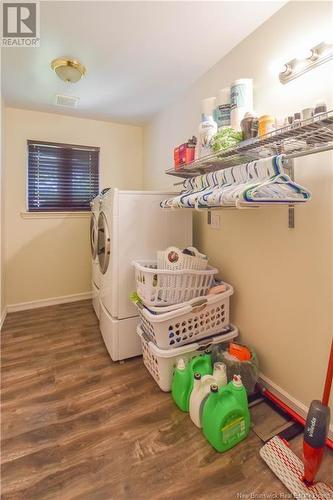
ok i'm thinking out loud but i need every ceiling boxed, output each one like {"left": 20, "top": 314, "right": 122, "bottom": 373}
{"left": 2, "top": 1, "right": 285, "bottom": 124}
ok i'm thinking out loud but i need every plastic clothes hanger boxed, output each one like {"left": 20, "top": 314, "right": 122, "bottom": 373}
{"left": 159, "top": 178, "right": 190, "bottom": 208}
{"left": 179, "top": 175, "right": 207, "bottom": 207}
{"left": 240, "top": 155, "right": 311, "bottom": 203}
{"left": 197, "top": 166, "right": 237, "bottom": 208}
{"left": 241, "top": 176, "right": 311, "bottom": 202}
{"left": 181, "top": 172, "right": 217, "bottom": 208}
{"left": 161, "top": 155, "right": 310, "bottom": 209}
{"left": 199, "top": 160, "right": 261, "bottom": 208}
{"left": 166, "top": 177, "right": 196, "bottom": 208}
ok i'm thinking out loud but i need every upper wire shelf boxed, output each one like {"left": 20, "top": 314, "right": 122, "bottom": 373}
{"left": 166, "top": 110, "right": 333, "bottom": 179}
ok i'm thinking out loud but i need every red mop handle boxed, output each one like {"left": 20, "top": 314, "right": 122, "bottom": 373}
{"left": 303, "top": 339, "right": 333, "bottom": 485}
{"left": 322, "top": 339, "right": 333, "bottom": 406}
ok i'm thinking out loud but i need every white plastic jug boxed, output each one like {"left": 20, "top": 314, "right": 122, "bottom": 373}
{"left": 189, "top": 362, "right": 227, "bottom": 428}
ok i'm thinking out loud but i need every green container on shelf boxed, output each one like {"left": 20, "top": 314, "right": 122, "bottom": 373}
{"left": 171, "top": 354, "right": 212, "bottom": 412}
{"left": 202, "top": 374, "right": 250, "bottom": 452}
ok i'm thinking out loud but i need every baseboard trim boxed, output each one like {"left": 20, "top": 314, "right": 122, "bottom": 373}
{"left": 259, "top": 374, "right": 333, "bottom": 440}
{"left": 6, "top": 292, "right": 92, "bottom": 313}
{"left": 0, "top": 307, "right": 7, "bottom": 330}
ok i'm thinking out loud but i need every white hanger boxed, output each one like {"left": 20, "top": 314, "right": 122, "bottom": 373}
{"left": 162, "top": 154, "right": 310, "bottom": 210}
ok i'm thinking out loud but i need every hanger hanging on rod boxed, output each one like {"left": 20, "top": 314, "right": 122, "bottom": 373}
{"left": 162, "top": 155, "right": 311, "bottom": 211}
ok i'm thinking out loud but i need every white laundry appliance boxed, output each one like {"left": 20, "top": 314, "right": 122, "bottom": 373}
{"left": 90, "top": 194, "right": 101, "bottom": 318}
{"left": 90, "top": 189, "right": 110, "bottom": 319}
{"left": 98, "top": 189, "right": 192, "bottom": 361}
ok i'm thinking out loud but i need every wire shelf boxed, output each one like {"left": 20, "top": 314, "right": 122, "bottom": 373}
{"left": 166, "top": 110, "right": 333, "bottom": 178}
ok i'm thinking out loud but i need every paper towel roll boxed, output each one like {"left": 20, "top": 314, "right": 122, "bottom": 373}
{"left": 230, "top": 79, "right": 253, "bottom": 131}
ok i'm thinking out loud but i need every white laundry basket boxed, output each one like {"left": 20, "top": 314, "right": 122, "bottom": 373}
{"left": 138, "top": 283, "right": 233, "bottom": 349}
{"left": 133, "top": 260, "right": 218, "bottom": 307}
{"left": 137, "top": 324, "right": 238, "bottom": 392}
{"left": 157, "top": 247, "right": 208, "bottom": 271}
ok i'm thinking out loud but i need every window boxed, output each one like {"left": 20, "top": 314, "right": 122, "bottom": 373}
{"left": 27, "top": 140, "right": 99, "bottom": 212}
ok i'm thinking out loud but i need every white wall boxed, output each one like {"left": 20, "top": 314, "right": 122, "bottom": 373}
{"left": 144, "top": 0, "right": 333, "bottom": 416}
{"left": 5, "top": 108, "right": 143, "bottom": 307}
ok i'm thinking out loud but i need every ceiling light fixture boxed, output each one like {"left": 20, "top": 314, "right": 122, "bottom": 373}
{"left": 279, "top": 41, "right": 333, "bottom": 84}
{"left": 51, "top": 58, "right": 86, "bottom": 83}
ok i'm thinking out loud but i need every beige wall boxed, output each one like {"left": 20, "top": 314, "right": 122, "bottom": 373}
{"left": 5, "top": 107, "right": 143, "bottom": 306}
{"left": 0, "top": 100, "right": 5, "bottom": 320}
{"left": 144, "top": 0, "right": 333, "bottom": 415}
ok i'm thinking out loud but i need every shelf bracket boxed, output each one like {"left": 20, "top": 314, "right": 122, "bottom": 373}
{"left": 284, "top": 158, "right": 295, "bottom": 229}
{"left": 288, "top": 205, "right": 295, "bottom": 229}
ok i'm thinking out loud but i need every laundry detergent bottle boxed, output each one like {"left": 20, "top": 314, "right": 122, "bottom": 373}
{"left": 202, "top": 375, "right": 250, "bottom": 452}
{"left": 171, "top": 354, "right": 212, "bottom": 412}
{"left": 212, "top": 362, "right": 228, "bottom": 387}
{"left": 189, "top": 362, "right": 228, "bottom": 428}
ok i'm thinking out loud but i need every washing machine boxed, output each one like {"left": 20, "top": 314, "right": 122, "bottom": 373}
{"left": 90, "top": 189, "right": 110, "bottom": 318}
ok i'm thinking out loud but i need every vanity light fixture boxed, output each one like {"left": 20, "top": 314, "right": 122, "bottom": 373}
{"left": 279, "top": 41, "right": 333, "bottom": 84}
{"left": 51, "top": 58, "right": 86, "bottom": 83}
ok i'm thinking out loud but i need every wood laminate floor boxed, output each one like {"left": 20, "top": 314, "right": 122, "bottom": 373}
{"left": 1, "top": 300, "right": 332, "bottom": 500}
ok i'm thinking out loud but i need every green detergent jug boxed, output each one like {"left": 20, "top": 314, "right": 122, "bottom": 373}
{"left": 202, "top": 374, "right": 250, "bottom": 452}
{"left": 171, "top": 354, "right": 212, "bottom": 412}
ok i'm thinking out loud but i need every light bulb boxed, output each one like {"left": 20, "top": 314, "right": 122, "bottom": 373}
{"left": 280, "top": 63, "right": 292, "bottom": 76}
{"left": 309, "top": 48, "right": 319, "bottom": 61}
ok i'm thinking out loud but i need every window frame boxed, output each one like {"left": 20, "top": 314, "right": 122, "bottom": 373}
{"left": 26, "top": 140, "right": 100, "bottom": 213}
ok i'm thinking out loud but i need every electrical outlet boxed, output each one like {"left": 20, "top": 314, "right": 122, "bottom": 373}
{"left": 211, "top": 213, "right": 220, "bottom": 230}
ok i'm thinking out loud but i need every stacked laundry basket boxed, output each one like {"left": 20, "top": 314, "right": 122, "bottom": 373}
{"left": 133, "top": 247, "right": 238, "bottom": 391}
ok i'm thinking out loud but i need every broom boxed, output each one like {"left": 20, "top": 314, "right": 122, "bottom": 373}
{"left": 260, "top": 339, "right": 333, "bottom": 499}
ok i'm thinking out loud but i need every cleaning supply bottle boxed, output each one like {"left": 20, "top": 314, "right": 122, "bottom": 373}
{"left": 198, "top": 97, "right": 218, "bottom": 158}
{"left": 189, "top": 373, "right": 207, "bottom": 427}
{"left": 202, "top": 375, "right": 250, "bottom": 452}
{"left": 189, "top": 362, "right": 227, "bottom": 428}
{"left": 214, "top": 88, "right": 231, "bottom": 130}
{"left": 171, "top": 354, "right": 213, "bottom": 412}
{"left": 230, "top": 78, "right": 253, "bottom": 131}
{"left": 212, "top": 361, "right": 228, "bottom": 387}
{"left": 171, "top": 358, "right": 191, "bottom": 412}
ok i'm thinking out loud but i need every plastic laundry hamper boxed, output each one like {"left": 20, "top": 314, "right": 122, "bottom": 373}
{"left": 138, "top": 283, "right": 233, "bottom": 349}
{"left": 157, "top": 246, "right": 208, "bottom": 271}
{"left": 133, "top": 260, "right": 218, "bottom": 307}
{"left": 137, "top": 324, "right": 238, "bottom": 391}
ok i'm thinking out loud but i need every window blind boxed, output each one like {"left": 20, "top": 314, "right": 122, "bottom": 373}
{"left": 27, "top": 140, "right": 100, "bottom": 212}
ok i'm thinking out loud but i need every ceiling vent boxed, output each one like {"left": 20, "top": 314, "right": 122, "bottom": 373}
{"left": 55, "top": 94, "right": 79, "bottom": 108}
